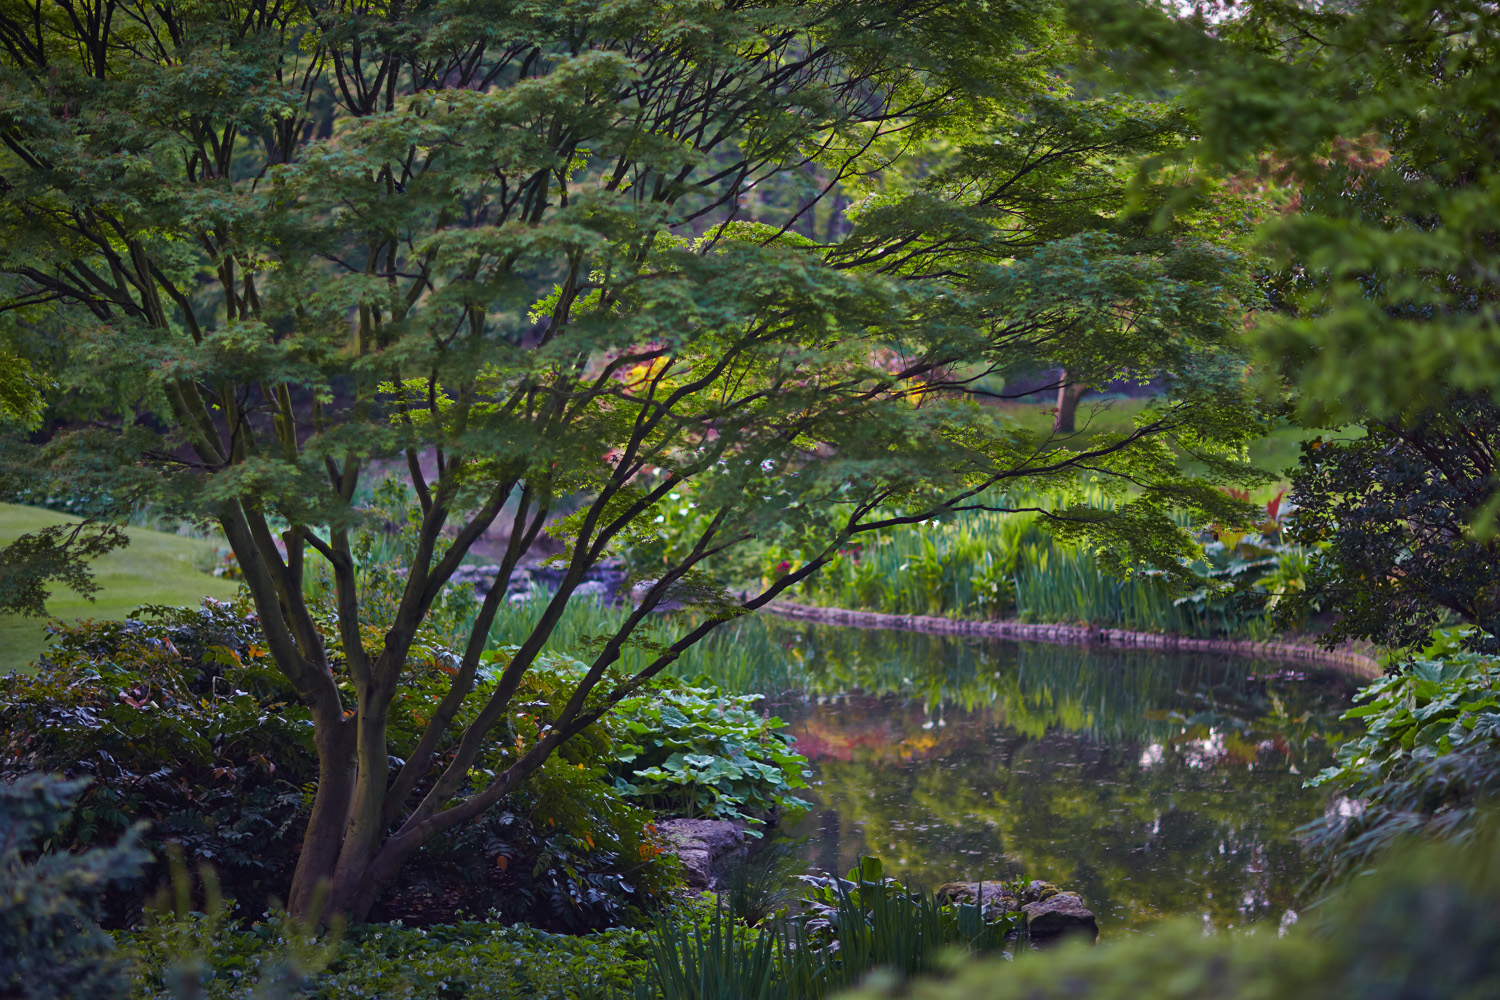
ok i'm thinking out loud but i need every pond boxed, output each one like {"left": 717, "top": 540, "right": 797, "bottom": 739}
{"left": 725, "top": 619, "right": 1363, "bottom": 936}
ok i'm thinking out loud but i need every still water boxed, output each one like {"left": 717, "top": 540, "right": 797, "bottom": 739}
{"left": 736, "top": 620, "right": 1363, "bottom": 935}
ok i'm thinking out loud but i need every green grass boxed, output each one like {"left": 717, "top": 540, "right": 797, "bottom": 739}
{"left": 0, "top": 503, "right": 239, "bottom": 674}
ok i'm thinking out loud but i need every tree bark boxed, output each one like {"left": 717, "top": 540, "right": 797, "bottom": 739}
{"left": 286, "top": 716, "right": 356, "bottom": 920}
{"left": 1054, "top": 376, "right": 1089, "bottom": 433}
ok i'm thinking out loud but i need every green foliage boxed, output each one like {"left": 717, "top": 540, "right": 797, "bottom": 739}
{"left": 128, "top": 854, "right": 339, "bottom": 1000}
{"left": 0, "top": 0, "right": 1267, "bottom": 916}
{"left": 0, "top": 350, "right": 41, "bottom": 429}
{"left": 1078, "top": 0, "right": 1500, "bottom": 424}
{"left": 647, "top": 904, "right": 786, "bottom": 1000}
{"left": 312, "top": 922, "right": 649, "bottom": 1000}
{"left": 0, "top": 605, "right": 313, "bottom": 917}
{"left": 1284, "top": 394, "right": 1500, "bottom": 653}
{"left": 722, "top": 840, "right": 808, "bottom": 928}
{"left": 0, "top": 602, "right": 814, "bottom": 927}
{"left": 0, "top": 520, "right": 131, "bottom": 618}
{"left": 847, "top": 825, "right": 1500, "bottom": 1000}
{"left": 611, "top": 685, "right": 811, "bottom": 824}
{"left": 0, "top": 502, "right": 239, "bottom": 674}
{"left": 646, "top": 859, "right": 1017, "bottom": 1000}
{"left": 0, "top": 773, "right": 148, "bottom": 1000}
{"left": 1302, "top": 641, "right": 1500, "bottom": 886}
{"left": 0, "top": 605, "right": 689, "bottom": 927}
{"left": 125, "top": 914, "right": 649, "bottom": 1000}
{"left": 734, "top": 487, "right": 1298, "bottom": 638}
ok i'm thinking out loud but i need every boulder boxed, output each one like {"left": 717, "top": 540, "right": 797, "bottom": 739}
{"left": 1022, "top": 891, "right": 1098, "bottom": 945}
{"left": 656, "top": 818, "right": 749, "bottom": 890}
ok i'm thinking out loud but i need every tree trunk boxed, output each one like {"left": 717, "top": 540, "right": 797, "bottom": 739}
{"left": 286, "top": 716, "right": 356, "bottom": 920}
{"left": 1054, "top": 376, "right": 1089, "bottom": 433}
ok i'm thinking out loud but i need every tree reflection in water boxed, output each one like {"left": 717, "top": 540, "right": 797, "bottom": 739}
{"left": 714, "top": 621, "right": 1362, "bottom": 934}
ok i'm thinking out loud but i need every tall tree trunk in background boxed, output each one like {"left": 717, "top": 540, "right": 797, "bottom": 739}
{"left": 1055, "top": 376, "right": 1089, "bottom": 433}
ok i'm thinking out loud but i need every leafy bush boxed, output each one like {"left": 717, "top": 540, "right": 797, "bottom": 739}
{"left": 610, "top": 684, "right": 811, "bottom": 824}
{"left": 1301, "top": 641, "right": 1500, "bottom": 885}
{"left": 0, "top": 604, "right": 314, "bottom": 921}
{"left": 1285, "top": 393, "right": 1500, "bottom": 654}
{"left": 0, "top": 773, "right": 148, "bottom": 1000}
{"left": 846, "top": 825, "right": 1500, "bottom": 1000}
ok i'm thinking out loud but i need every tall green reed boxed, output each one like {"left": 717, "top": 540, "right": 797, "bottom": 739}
{"left": 644, "top": 875, "right": 1016, "bottom": 1000}
{"left": 792, "top": 490, "right": 1267, "bottom": 638}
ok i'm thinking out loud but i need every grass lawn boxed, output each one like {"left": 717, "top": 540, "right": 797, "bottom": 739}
{"left": 0, "top": 503, "right": 240, "bottom": 674}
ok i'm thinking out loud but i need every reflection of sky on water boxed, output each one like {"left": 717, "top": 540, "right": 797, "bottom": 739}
{"left": 751, "top": 621, "right": 1362, "bottom": 936}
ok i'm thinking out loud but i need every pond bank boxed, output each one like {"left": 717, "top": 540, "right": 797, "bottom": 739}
{"left": 763, "top": 600, "right": 1380, "bottom": 678}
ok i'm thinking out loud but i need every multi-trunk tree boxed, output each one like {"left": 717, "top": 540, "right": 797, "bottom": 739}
{"left": 0, "top": 0, "right": 1262, "bottom": 920}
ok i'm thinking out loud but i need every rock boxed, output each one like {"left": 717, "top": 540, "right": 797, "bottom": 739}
{"left": 935, "top": 881, "right": 1020, "bottom": 914}
{"left": 656, "top": 818, "right": 749, "bottom": 890}
{"left": 1023, "top": 891, "right": 1098, "bottom": 945}
{"left": 449, "top": 558, "right": 632, "bottom": 603}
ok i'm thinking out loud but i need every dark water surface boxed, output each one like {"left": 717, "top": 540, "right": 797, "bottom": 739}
{"left": 737, "top": 621, "right": 1363, "bottom": 936}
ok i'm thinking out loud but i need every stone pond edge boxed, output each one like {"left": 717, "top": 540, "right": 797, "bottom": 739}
{"left": 762, "top": 600, "right": 1382, "bottom": 679}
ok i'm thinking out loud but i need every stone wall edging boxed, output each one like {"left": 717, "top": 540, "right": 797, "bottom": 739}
{"left": 762, "top": 600, "right": 1382, "bottom": 679}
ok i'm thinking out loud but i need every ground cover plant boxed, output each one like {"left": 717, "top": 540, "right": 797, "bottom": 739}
{"left": 0, "top": 0, "right": 1269, "bottom": 921}
{"left": 127, "top": 907, "right": 647, "bottom": 1000}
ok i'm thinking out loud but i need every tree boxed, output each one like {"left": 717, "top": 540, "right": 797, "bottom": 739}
{"left": 1284, "top": 393, "right": 1500, "bottom": 654}
{"left": 0, "top": 0, "right": 1261, "bottom": 920}
{"left": 1073, "top": 0, "right": 1500, "bottom": 424}
{"left": 1072, "top": 0, "right": 1500, "bottom": 658}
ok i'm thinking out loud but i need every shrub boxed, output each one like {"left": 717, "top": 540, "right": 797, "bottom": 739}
{"left": 0, "top": 605, "right": 313, "bottom": 922}
{"left": 609, "top": 683, "right": 811, "bottom": 824}
{"left": 0, "top": 773, "right": 148, "bottom": 1000}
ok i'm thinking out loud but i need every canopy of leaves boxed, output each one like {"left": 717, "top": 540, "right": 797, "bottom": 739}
{"left": 1074, "top": 0, "right": 1500, "bottom": 424}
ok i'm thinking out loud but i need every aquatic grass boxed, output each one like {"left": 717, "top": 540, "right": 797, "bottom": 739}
{"left": 645, "top": 873, "right": 1017, "bottom": 1000}
{"left": 790, "top": 489, "right": 1272, "bottom": 639}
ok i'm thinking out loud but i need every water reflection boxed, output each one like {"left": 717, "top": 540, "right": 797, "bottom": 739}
{"left": 723, "top": 620, "right": 1362, "bottom": 934}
